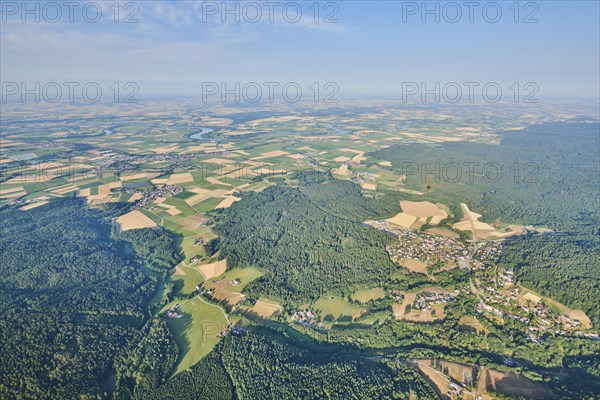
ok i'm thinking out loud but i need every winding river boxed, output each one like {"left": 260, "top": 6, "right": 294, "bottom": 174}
{"left": 189, "top": 127, "right": 214, "bottom": 141}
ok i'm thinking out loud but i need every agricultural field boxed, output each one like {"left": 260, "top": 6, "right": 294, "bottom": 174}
{"left": 313, "top": 297, "right": 367, "bottom": 324}
{"left": 248, "top": 299, "right": 283, "bottom": 318}
{"left": 164, "top": 297, "right": 229, "bottom": 375}
{"left": 477, "top": 368, "right": 559, "bottom": 400}
{"left": 351, "top": 287, "right": 387, "bottom": 304}
{"left": 2, "top": 100, "right": 599, "bottom": 399}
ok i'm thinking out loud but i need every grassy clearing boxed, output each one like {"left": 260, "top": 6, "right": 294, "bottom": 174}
{"left": 167, "top": 296, "right": 228, "bottom": 375}
{"left": 314, "top": 297, "right": 367, "bottom": 324}
{"left": 351, "top": 288, "right": 387, "bottom": 304}
{"left": 172, "top": 264, "right": 204, "bottom": 296}
{"left": 204, "top": 267, "right": 264, "bottom": 311}
{"left": 249, "top": 299, "right": 283, "bottom": 318}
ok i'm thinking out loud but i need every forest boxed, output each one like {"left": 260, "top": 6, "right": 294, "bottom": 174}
{"left": 125, "top": 324, "right": 438, "bottom": 400}
{"left": 213, "top": 176, "right": 403, "bottom": 302}
{"left": 0, "top": 198, "right": 179, "bottom": 399}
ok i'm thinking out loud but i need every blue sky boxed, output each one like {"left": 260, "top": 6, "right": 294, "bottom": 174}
{"left": 1, "top": 1, "right": 599, "bottom": 98}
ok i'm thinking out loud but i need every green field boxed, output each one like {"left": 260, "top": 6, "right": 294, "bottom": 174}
{"left": 351, "top": 287, "right": 387, "bottom": 304}
{"left": 208, "top": 267, "right": 264, "bottom": 293}
{"left": 314, "top": 297, "right": 367, "bottom": 324}
{"left": 166, "top": 296, "right": 229, "bottom": 375}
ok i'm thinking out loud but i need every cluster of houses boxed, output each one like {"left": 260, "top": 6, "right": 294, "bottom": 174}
{"left": 474, "top": 269, "right": 598, "bottom": 342}
{"left": 292, "top": 309, "right": 325, "bottom": 329}
{"left": 470, "top": 242, "right": 504, "bottom": 270}
{"left": 385, "top": 228, "right": 469, "bottom": 267}
{"left": 96, "top": 150, "right": 232, "bottom": 171}
{"left": 166, "top": 304, "right": 183, "bottom": 319}
{"left": 137, "top": 184, "right": 183, "bottom": 209}
{"left": 412, "top": 291, "right": 457, "bottom": 311}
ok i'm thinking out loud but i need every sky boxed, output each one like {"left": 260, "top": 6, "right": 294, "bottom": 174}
{"left": 1, "top": 0, "right": 599, "bottom": 99}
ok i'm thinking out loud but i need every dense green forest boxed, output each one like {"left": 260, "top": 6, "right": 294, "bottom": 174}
{"left": 371, "top": 122, "right": 600, "bottom": 326}
{"left": 127, "top": 325, "right": 438, "bottom": 400}
{"left": 0, "top": 198, "right": 179, "bottom": 399}
{"left": 213, "top": 176, "right": 403, "bottom": 302}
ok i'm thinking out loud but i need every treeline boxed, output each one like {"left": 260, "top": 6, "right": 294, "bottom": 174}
{"left": 0, "top": 198, "right": 180, "bottom": 399}
{"left": 213, "top": 177, "right": 402, "bottom": 302}
{"left": 114, "top": 318, "right": 180, "bottom": 399}
{"left": 124, "top": 345, "right": 235, "bottom": 400}
{"left": 124, "top": 323, "right": 440, "bottom": 399}
{"left": 218, "top": 329, "right": 436, "bottom": 399}
{"left": 117, "top": 228, "right": 182, "bottom": 275}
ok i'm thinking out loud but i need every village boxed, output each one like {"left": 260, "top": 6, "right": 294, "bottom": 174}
{"left": 411, "top": 291, "right": 458, "bottom": 313}
{"left": 382, "top": 226, "right": 470, "bottom": 269}
{"left": 291, "top": 308, "right": 326, "bottom": 330}
{"left": 472, "top": 265, "right": 599, "bottom": 342}
{"left": 132, "top": 184, "right": 184, "bottom": 209}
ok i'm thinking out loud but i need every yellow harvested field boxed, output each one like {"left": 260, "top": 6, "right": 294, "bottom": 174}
{"left": 402, "top": 258, "right": 428, "bottom": 273}
{"left": 116, "top": 210, "right": 158, "bottom": 231}
{"left": 413, "top": 362, "right": 452, "bottom": 397}
{"left": 339, "top": 148, "right": 363, "bottom": 154}
{"left": 334, "top": 156, "right": 351, "bottom": 162}
{"left": 205, "top": 284, "right": 245, "bottom": 310}
{"left": 207, "top": 177, "right": 230, "bottom": 186}
{"left": 52, "top": 185, "right": 78, "bottom": 195}
{"left": 0, "top": 186, "right": 25, "bottom": 195}
{"left": 425, "top": 227, "right": 460, "bottom": 238}
{"left": 1, "top": 190, "right": 27, "bottom": 199}
{"left": 166, "top": 208, "right": 182, "bottom": 215}
{"left": 378, "top": 161, "right": 392, "bottom": 167}
{"left": 361, "top": 182, "right": 377, "bottom": 191}
{"left": 197, "top": 260, "right": 227, "bottom": 280}
{"left": 394, "top": 287, "right": 449, "bottom": 322}
{"left": 334, "top": 164, "right": 350, "bottom": 176}
{"left": 401, "top": 200, "right": 447, "bottom": 219}
{"left": 185, "top": 193, "right": 210, "bottom": 206}
{"left": 167, "top": 173, "right": 194, "bottom": 184}
{"left": 123, "top": 173, "right": 150, "bottom": 181}
{"left": 253, "top": 150, "right": 289, "bottom": 159}
{"left": 454, "top": 203, "right": 499, "bottom": 239}
{"left": 250, "top": 299, "right": 282, "bottom": 318}
{"left": 567, "top": 310, "right": 592, "bottom": 329}
{"left": 77, "top": 188, "right": 91, "bottom": 197}
{"left": 523, "top": 292, "right": 541, "bottom": 304}
{"left": 203, "top": 157, "right": 236, "bottom": 165}
{"left": 215, "top": 196, "right": 241, "bottom": 209}
{"left": 404, "top": 304, "right": 446, "bottom": 322}
{"left": 247, "top": 115, "right": 301, "bottom": 124}
{"left": 287, "top": 154, "right": 304, "bottom": 159}
{"left": 128, "top": 192, "right": 142, "bottom": 202}
{"left": 351, "top": 152, "right": 366, "bottom": 163}
{"left": 393, "top": 292, "right": 416, "bottom": 319}
{"left": 152, "top": 144, "right": 181, "bottom": 154}
{"left": 477, "top": 368, "right": 558, "bottom": 400}
{"left": 459, "top": 316, "right": 487, "bottom": 335}
{"left": 20, "top": 201, "right": 48, "bottom": 211}
{"left": 415, "top": 359, "right": 475, "bottom": 391}
{"left": 190, "top": 187, "right": 211, "bottom": 194}
{"left": 200, "top": 117, "right": 233, "bottom": 126}
{"left": 97, "top": 184, "right": 111, "bottom": 196}
{"left": 386, "top": 212, "right": 417, "bottom": 229}
{"left": 430, "top": 215, "right": 446, "bottom": 224}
